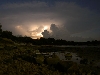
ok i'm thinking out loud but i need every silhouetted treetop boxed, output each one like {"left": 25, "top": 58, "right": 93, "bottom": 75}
{"left": 0, "top": 23, "right": 2, "bottom": 37}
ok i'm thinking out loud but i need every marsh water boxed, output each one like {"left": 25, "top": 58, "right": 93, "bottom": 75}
{"left": 39, "top": 48, "right": 82, "bottom": 64}
{"left": 39, "top": 46, "right": 100, "bottom": 66}
{"left": 48, "top": 51, "right": 81, "bottom": 64}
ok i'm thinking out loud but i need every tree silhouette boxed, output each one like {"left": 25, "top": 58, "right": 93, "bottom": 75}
{"left": 1, "top": 31, "right": 13, "bottom": 39}
{"left": 0, "top": 23, "right": 2, "bottom": 37}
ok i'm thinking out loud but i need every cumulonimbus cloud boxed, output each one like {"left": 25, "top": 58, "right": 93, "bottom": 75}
{"left": 0, "top": 1, "right": 100, "bottom": 41}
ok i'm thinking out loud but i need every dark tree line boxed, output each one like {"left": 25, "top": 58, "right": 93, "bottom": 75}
{"left": 0, "top": 24, "right": 100, "bottom": 46}
{"left": 0, "top": 23, "right": 2, "bottom": 37}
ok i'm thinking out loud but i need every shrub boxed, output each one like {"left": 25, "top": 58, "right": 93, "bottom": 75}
{"left": 1, "top": 38, "right": 14, "bottom": 45}
{"left": 35, "top": 54, "right": 44, "bottom": 64}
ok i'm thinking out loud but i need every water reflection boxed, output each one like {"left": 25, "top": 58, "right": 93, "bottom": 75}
{"left": 47, "top": 51, "right": 81, "bottom": 64}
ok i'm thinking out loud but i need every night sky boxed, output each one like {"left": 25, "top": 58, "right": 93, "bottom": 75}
{"left": 0, "top": 0, "right": 100, "bottom": 41}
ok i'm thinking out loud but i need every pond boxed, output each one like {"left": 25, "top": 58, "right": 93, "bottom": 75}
{"left": 52, "top": 52, "right": 81, "bottom": 64}
{"left": 40, "top": 51, "right": 81, "bottom": 64}
{"left": 38, "top": 46, "right": 100, "bottom": 66}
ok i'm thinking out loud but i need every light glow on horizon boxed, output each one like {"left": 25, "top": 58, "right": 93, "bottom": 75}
{"left": 29, "top": 25, "right": 50, "bottom": 39}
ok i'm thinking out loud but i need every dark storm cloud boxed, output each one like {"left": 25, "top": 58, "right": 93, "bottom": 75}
{"left": 54, "top": 2, "right": 100, "bottom": 33}
{"left": 50, "top": 24, "right": 70, "bottom": 39}
{"left": 42, "top": 24, "right": 93, "bottom": 41}
{"left": 42, "top": 30, "right": 50, "bottom": 38}
{"left": 0, "top": 1, "right": 100, "bottom": 41}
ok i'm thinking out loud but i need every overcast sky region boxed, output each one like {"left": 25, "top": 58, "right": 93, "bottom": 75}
{"left": 0, "top": 0, "right": 100, "bottom": 41}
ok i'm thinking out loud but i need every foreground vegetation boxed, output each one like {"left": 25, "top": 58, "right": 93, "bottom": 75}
{"left": 0, "top": 38, "right": 100, "bottom": 75}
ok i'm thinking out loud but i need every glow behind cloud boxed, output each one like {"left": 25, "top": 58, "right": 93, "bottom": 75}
{"left": 0, "top": 1, "right": 100, "bottom": 41}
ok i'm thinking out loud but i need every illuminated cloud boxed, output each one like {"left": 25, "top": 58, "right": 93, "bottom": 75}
{"left": 0, "top": 1, "right": 100, "bottom": 41}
